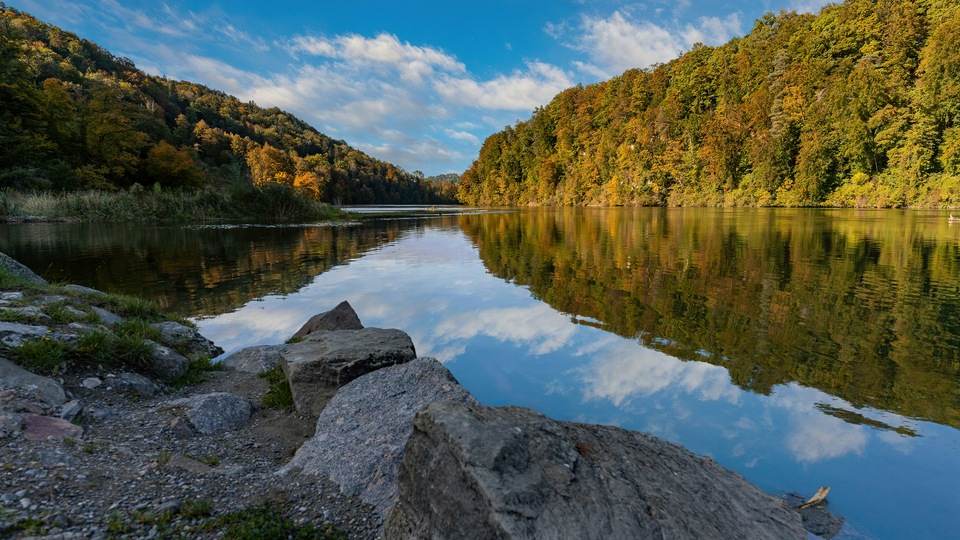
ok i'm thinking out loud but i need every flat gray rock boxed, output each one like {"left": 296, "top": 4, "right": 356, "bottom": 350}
{"left": 0, "top": 306, "right": 51, "bottom": 323}
{"left": 22, "top": 413, "right": 83, "bottom": 441}
{"left": 290, "top": 300, "right": 364, "bottom": 341}
{"left": 90, "top": 306, "right": 123, "bottom": 326}
{"left": 285, "top": 357, "right": 477, "bottom": 520}
{"left": 152, "top": 321, "right": 224, "bottom": 359}
{"left": 169, "top": 392, "right": 252, "bottom": 434}
{"left": 220, "top": 345, "right": 285, "bottom": 374}
{"left": 0, "top": 322, "right": 50, "bottom": 348}
{"left": 0, "top": 251, "right": 47, "bottom": 286}
{"left": 0, "top": 357, "right": 66, "bottom": 405}
{"left": 281, "top": 328, "right": 416, "bottom": 417}
{"left": 385, "top": 402, "right": 806, "bottom": 540}
{"left": 63, "top": 284, "right": 105, "bottom": 296}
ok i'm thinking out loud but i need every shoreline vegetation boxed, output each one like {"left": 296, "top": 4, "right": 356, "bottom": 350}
{"left": 0, "top": 186, "right": 349, "bottom": 223}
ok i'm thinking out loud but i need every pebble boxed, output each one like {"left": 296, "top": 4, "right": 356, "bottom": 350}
{"left": 81, "top": 378, "right": 102, "bottom": 389}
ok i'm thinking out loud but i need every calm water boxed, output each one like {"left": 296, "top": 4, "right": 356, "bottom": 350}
{"left": 3, "top": 208, "right": 960, "bottom": 539}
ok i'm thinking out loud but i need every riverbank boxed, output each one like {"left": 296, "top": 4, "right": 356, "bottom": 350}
{"left": 0, "top": 187, "right": 347, "bottom": 223}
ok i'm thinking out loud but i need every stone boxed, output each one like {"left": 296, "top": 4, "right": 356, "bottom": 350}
{"left": 280, "top": 328, "right": 417, "bottom": 417}
{"left": 384, "top": 402, "right": 807, "bottom": 540}
{"left": 220, "top": 345, "right": 285, "bottom": 373}
{"left": 81, "top": 377, "right": 102, "bottom": 389}
{"left": 0, "top": 412, "right": 23, "bottom": 437}
{"left": 113, "top": 372, "right": 160, "bottom": 398}
{"left": 22, "top": 414, "right": 83, "bottom": 441}
{"left": 168, "top": 417, "right": 195, "bottom": 438}
{"left": 0, "top": 322, "right": 50, "bottom": 348}
{"left": 145, "top": 340, "right": 189, "bottom": 379}
{"left": 290, "top": 300, "right": 364, "bottom": 341}
{"left": 59, "top": 400, "right": 83, "bottom": 423}
{"left": 285, "top": 357, "right": 477, "bottom": 520}
{"left": 151, "top": 321, "right": 224, "bottom": 358}
{"left": 63, "top": 284, "right": 105, "bottom": 296}
{"left": 0, "top": 306, "right": 51, "bottom": 323}
{"left": 90, "top": 306, "right": 123, "bottom": 326}
{"left": 0, "top": 357, "right": 66, "bottom": 405}
{"left": 169, "top": 392, "right": 252, "bottom": 434}
{"left": 0, "top": 291, "right": 24, "bottom": 302}
{"left": 0, "top": 251, "right": 48, "bottom": 286}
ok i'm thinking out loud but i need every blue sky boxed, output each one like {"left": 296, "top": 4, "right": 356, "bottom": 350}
{"left": 14, "top": 0, "right": 834, "bottom": 175}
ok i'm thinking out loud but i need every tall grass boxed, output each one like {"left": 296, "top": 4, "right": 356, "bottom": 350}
{"left": 0, "top": 185, "right": 345, "bottom": 222}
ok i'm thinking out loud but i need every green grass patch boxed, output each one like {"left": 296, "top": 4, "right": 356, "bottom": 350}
{"left": 206, "top": 505, "right": 346, "bottom": 540}
{"left": 166, "top": 355, "right": 221, "bottom": 388}
{"left": 260, "top": 365, "right": 294, "bottom": 409}
{"left": 180, "top": 499, "right": 213, "bottom": 520}
{"left": 13, "top": 337, "right": 67, "bottom": 375}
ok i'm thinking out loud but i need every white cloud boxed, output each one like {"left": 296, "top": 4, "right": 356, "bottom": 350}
{"left": 444, "top": 129, "right": 480, "bottom": 144}
{"left": 562, "top": 10, "right": 745, "bottom": 79}
{"left": 789, "top": 0, "right": 836, "bottom": 14}
{"left": 435, "top": 305, "right": 576, "bottom": 355}
{"left": 435, "top": 61, "right": 573, "bottom": 111}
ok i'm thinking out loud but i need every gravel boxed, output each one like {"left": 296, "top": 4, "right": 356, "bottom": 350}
{"left": 0, "top": 368, "right": 381, "bottom": 539}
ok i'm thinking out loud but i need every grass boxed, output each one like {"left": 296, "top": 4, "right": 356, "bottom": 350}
{"left": 206, "top": 505, "right": 346, "bottom": 540}
{"left": 0, "top": 185, "right": 348, "bottom": 223}
{"left": 260, "top": 365, "right": 294, "bottom": 409}
{"left": 14, "top": 336, "right": 67, "bottom": 374}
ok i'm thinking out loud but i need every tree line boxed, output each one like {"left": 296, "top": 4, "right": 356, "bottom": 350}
{"left": 0, "top": 5, "right": 457, "bottom": 205}
{"left": 457, "top": 0, "right": 960, "bottom": 208}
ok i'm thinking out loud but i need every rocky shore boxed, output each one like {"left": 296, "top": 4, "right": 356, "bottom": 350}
{"left": 0, "top": 251, "right": 840, "bottom": 539}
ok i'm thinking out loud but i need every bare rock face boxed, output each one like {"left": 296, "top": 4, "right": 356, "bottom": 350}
{"left": 284, "top": 357, "right": 477, "bottom": 520}
{"left": 290, "top": 300, "right": 364, "bottom": 341}
{"left": 0, "top": 357, "right": 66, "bottom": 406}
{"left": 22, "top": 413, "right": 83, "bottom": 441}
{"left": 280, "top": 328, "right": 416, "bottom": 418}
{"left": 221, "top": 345, "right": 285, "bottom": 374}
{"left": 384, "top": 402, "right": 807, "bottom": 540}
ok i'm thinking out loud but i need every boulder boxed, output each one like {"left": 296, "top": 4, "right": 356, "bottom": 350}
{"left": 59, "top": 400, "right": 83, "bottom": 422}
{"left": 151, "top": 321, "right": 224, "bottom": 359}
{"left": 0, "top": 251, "right": 48, "bottom": 286}
{"left": 0, "top": 357, "right": 66, "bottom": 405}
{"left": 145, "top": 340, "right": 189, "bottom": 379}
{"left": 290, "top": 300, "right": 363, "bottom": 341}
{"left": 90, "top": 306, "right": 123, "bottom": 326}
{"left": 113, "top": 372, "right": 160, "bottom": 398}
{"left": 384, "top": 402, "right": 807, "bottom": 540}
{"left": 221, "top": 345, "right": 285, "bottom": 373}
{"left": 63, "top": 284, "right": 105, "bottom": 296}
{"left": 0, "top": 322, "right": 50, "bottom": 348}
{"left": 280, "top": 328, "right": 416, "bottom": 417}
{"left": 285, "top": 357, "right": 477, "bottom": 519}
{"left": 169, "top": 392, "right": 252, "bottom": 434}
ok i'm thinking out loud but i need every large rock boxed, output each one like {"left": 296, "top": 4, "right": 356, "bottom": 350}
{"left": 280, "top": 328, "right": 416, "bottom": 417}
{"left": 0, "top": 322, "right": 50, "bottom": 348}
{"left": 284, "top": 357, "right": 477, "bottom": 519}
{"left": 22, "top": 413, "right": 83, "bottom": 441}
{"left": 384, "top": 402, "right": 806, "bottom": 540}
{"left": 221, "top": 345, "right": 285, "bottom": 373}
{"left": 290, "top": 300, "right": 364, "bottom": 341}
{"left": 0, "top": 251, "right": 47, "bottom": 286}
{"left": 169, "top": 392, "right": 252, "bottom": 434}
{"left": 146, "top": 340, "right": 189, "bottom": 379}
{"left": 113, "top": 372, "right": 160, "bottom": 398}
{"left": 152, "top": 321, "right": 224, "bottom": 359}
{"left": 0, "top": 357, "right": 66, "bottom": 405}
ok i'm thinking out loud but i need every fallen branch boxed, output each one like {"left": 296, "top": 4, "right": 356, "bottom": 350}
{"left": 799, "top": 486, "right": 831, "bottom": 509}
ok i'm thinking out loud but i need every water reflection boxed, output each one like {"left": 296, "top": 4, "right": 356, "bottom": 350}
{"left": 2, "top": 210, "right": 959, "bottom": 539}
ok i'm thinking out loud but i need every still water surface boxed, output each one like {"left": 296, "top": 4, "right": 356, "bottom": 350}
{"left": 3, "top": 208, "right": 960, "bottom": 539}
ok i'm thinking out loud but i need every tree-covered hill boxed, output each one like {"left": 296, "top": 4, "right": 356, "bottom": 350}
{"left": 0, "top": 4, "right": 455, "bottom": 205}
{"left": 458, "top": 0, "right": 960, "bottom": 208}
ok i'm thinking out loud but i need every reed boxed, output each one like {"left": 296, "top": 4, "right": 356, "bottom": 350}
{"left": 0, "top": 185, "right": 345, "bottom": 222}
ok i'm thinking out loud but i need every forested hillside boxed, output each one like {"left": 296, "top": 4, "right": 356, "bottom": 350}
{"left": 458, "top": 0, "right": 960, "bottom": 207}
{"left": 0, "top": 5, "right": 455, "bottom": 205}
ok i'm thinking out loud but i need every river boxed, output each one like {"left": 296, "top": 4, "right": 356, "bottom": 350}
{"left": 3, "top": 207, "right": 959, "bottom": 539}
